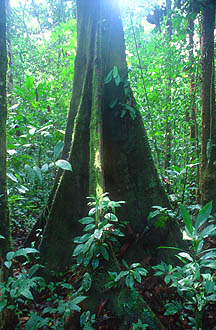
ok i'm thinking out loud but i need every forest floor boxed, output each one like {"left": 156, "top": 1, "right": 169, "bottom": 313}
{"left": 4, "top": 227, "right": 216, "bottom": 330}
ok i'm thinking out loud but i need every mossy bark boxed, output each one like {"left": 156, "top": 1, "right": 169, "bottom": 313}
{"left": 200, "top": 0, "right": 216, "bottom": 208}
{"left": 39, "top": 0, "right": 181, "bottom": 272}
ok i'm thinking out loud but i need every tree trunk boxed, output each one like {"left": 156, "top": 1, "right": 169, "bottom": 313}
{"left": 0, "top": 0, "right": 10, "bottom": 260}
{"left": 39, "top": 0, "right": 181, "bottom": 272}
{"left": 200, "top": 0, "right": 216, "bottom": 207}
{"left": 163, "top": 0, "right": 172, "bottom": 171}
{"left": 0, "top": 1, "right": 12, "bottom": 328}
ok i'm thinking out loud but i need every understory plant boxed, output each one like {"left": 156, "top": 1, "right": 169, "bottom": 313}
{"left": 72, "top": 192, "right": 126, "bottom": 269}
{"left": 153, "top": 201, "right": 216, "bottom": 330}
{"left": 73, "top": 193, "right": 150, "bottom": 328}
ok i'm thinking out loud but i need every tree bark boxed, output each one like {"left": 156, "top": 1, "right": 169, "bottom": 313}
{"left": 39, "top": 0, "right": 181, "bottom": 272}
{"left": 200, "top": 0, "right": 216, "bottom": 207}
{"left": 0, "top": 0, "right": 10, "bottom": 260}
{"left": 0, "top": 1, "right": 12, "bottom": 328}
{"left": 163, "top": 0, "right": 172, "bottom": 171}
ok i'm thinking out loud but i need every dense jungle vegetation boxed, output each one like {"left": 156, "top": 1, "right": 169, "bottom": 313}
{"left": 0, "top": 0, "right": 216, "bottom": 329}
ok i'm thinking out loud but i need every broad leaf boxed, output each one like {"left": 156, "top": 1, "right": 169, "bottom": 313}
{"left": 100, "top": 246, "right": 109, "bottom": 260}
{"left": 22, "top": 288, "right": 34, "bottom": 300}
{"left": 56, "top": 159, "right": 72, "bottom": 171}
{"left": 180, "top": 205, "right": 193, "bottom": 235}
{"left": 33, "top": 166, "right": 43, "bottom": 184}
{"left": 54, "top": 141, "right": 64, "bottom": 161}
{"left": 195, "top": 201, "right": 212, "bottom": 230}
{"left": 73, "top": 244, "right": 84, "bottom": 257}
{"left": 7, "top": 173, "right": 18, "bottom": 183}
{"left": 79, "top": 217, "right": 95, "bottom": 224}
{"left": 114, "top": 75, "right": 121, "bottom": 86}
{"left": 105, "top": 70, "right": 113, "bottom": 84}
{"left": 14, "top": 248, "right": 39, "bottom": 258}
{"left": 113, "top": 65, "right": 119, "bottom": 78}
{"left": 178, "top": 252, "right": 193, "bottom": 262}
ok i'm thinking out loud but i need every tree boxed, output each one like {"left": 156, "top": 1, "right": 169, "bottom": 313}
{"left": 0, "top": 0, "right": 10, "bottom": 261}
{"left": 39, "top": 0, "right": 181, "bottom": 273}
{"left": 200, "top": 0, "right": 216, "bottom": 207}
{"left": 0, "top": 0, "right": 11, "bottom": 327}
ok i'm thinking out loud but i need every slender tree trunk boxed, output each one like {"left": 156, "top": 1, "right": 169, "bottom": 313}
{"left": 39, "top": 0, "right": 181, "bottom": 273}
{"left": 6, "top": 0, "right": 14, "bottom": 106}
{"left": 0, "top": 0, "right": 11, "bottom": 327}
{"left": 164, "top": 0, "right": 172, "bottom": 171}
{"left": 188, "top": 4, "right": 200, "bottom": 201}
{"left": 200, "top": 0, "right": 216, "bottom": 207}
{"left": 0, "top": 0, "right": 10, "bottom": 261}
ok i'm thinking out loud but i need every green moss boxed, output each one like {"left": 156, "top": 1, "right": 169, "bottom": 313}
{"left": 89, "top": 36, "right": 105, "bottom": 198}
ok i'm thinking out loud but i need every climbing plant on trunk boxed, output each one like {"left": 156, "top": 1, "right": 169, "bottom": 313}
{"left": 200, "top": 0, "right": 216, "bottom": 207}
{"left": 39, "top": 0, "right": 181, "bottom": 272}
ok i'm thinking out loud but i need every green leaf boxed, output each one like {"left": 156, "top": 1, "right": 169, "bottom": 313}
{"left": 114, "top": 271, "right": 129, "bottom": 282}
{"left": 73, "top": 244, "right": 84, "bottom": 257}
{"left": 22, "top": 288, "right": 34, "bottom": 300}
{"left": 105, "top": 70, "right": 113, "bottom": 84}
{"left": 207, "top": 294, "right": 216, "bottom": 301}
{"left": 164, "top": 275, "right": 171, "bottom": 284}
{"left": 130, "top": 263, "right": 141, "bottom": 269}
{"left": 104, "top": 213, "right": 118, "bottom": 222}
{"left": 100, "top": 246, "right": 109, "bottom": 260}
{"left": 109, "top": 98, "right": 118, "bottom": 109}
{"left": 113, "top": 66, "right": 118, "bottom": 78}
{"left": 41, "top": 164, "right": 49, "bottom": 173}
{"left": 82, "top": 273, "right": 92, "bottom": 292}
{"left": 56, "top": 159, "right": 72, "bottom": 171}
{"left": 7, "top": 173, "right": 18, "bottom": 183}
{"left": 94, "top": 229, "right": 103, "bottom": 239}
{"left": 73, "top": 233, "right": 91, "bottom": 243}
{"left": 14, "top": 248, "right": 39, "bottom": 258}
{"left": 120, "top": 109, "right": 126, "bottom": 118}
{"left": 79, "top": 217, "right": 95, "bottom": 225}
{"left": 200, "top": 250, "right": 216, "bottom": 260}
{"left": 112, "top": 228, "right": 124, "bottom": 236}
{"left": 133, "top": 270, "right": 142, "bottom": 283}
{"left": 0, "top": 235, "right": 5, "bottom": 240}
{"left": 33, "top": 166, "right": 43, "bottom": 184}
{"left": 54, "top": 141, "right": 64, "bottom": 161}
{"left": 28, "top": 264, "right": 41, "bottom": 278}
{"left": 25, "top": 75, "right": 34, "bottom": 90}
{"left": 199, "top": 225, "right": 216, "bottom": 239}
{"left": 178, "top": 252, "right": 193, "bottom": 262}
{"left": 180, "top": 205, "right": 193, "bottom": 235}
{"left": 6, "top": 251, "right": 15, "bottom": 261}
{"left": 83, "top": 236, "right": 94, "bottom": 254}
{"left": 92, "top": 258, "right": 99, "bottom": 270}
{"left": 135, "top": 267, "right": 148, "bottom": 276}
{"left": 114, "top": 75, "right": 121, "bottom": 86}
{"left": 125, "top": 273, "right": 134, "bottom": 287}
{"left": 24, "top": 164, "right": 35, "bottom": 184}
{"left": 4, "top": 261, "right": 12, "bottom": 269}
{"left": 205, "top": 280, "right": 214, "bottom": 294}
{"left": 71, "top": 296, "right": 87, "bottom": 306}
{"left": 196, "top": 201, "right": 212, "bottom": 230}
{"left": 83, "top": 224, "right": 96, "bottom": 232}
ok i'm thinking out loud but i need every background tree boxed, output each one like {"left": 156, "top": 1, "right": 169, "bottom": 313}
{"left": 0, "top": 0, "right": 10, "bottom": 260}
{"left": 200, "top": 0, "right": 216, "bottom": 207}
{"left": 39, "top": 0, "right": 181, "bottom": 272}
{"left": 0, "top": 0, "right": 11, "bottom": 327}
